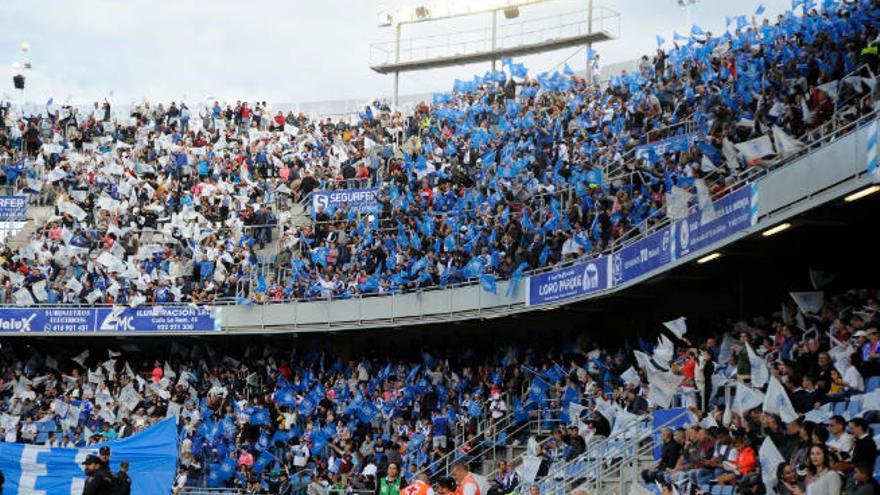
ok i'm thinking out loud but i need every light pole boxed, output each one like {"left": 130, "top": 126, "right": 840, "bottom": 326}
{"left": 12, "top": 41, "right": 31, "bottom": 160}
{"left": 677, "top": 0, "right": 697, "bottom": 34}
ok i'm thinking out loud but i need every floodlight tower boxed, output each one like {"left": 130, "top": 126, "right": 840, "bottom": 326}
{"left": 371, "top": 0, "right": 619, "bottom": 106}
{"left": 12, "top": 41, "right": 31, "bottom": 157}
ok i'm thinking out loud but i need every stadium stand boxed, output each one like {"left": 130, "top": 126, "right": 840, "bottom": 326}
{"left": 0, "top": 285, "right": 878, "bottom": 494}
{"left": 2, "top": 1, "right": 880, "bottom": 494}
{"left": 1, "top": 0, "right": 878, "bottom": 308}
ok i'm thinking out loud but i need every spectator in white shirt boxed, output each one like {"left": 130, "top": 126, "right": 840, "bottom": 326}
{"left": 826, "top": 415, "right": 854, "bottom": 456}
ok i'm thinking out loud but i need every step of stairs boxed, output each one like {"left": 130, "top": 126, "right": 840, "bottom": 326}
{"left": 5, "top": 206, "right": 54, "bottom": 250}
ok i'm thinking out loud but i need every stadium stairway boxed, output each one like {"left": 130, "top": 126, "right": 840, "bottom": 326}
{"left": 5, "top": 205, "right": 53, "bottom": 250}
{"left": 523, "top": 409, "right": 690, "bottom": 495}
{"left": 421, "top": 402, "right": 564, "bottom": 483}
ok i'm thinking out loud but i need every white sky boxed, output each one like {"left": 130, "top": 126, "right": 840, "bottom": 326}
{"left": 0, "top": 0, "right": 795, "bottom": 107}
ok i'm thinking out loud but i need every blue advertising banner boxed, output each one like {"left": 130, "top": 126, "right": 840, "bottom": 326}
{"left": 0, "top": 195, "right": 28, "bottom": 221}
{"left": 0, "top": 418, "right": 178, "bottom": 495}
{"left": 611, "top": 227, "right": 673, "bottom": 287}
{"left": 673, "top": 186, "right": 753, "bottom": 260}
{"left": 526, "top": 257, "right": 609, "bottom": 306}
{"left": 311, "top": 188, "right": 379, "bottom": 216}
{"left": 0, "top": 306, "right": 221, "bottom": 333}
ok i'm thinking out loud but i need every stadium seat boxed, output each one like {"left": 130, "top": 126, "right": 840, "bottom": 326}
{"left": 867, "top": 376, "right": 880, "bottom": 393}
{"left": 833, "top": 401, "right": 847, "bottom": 416}
{"left": 847, "top": 400, "right": 862, "bottom": 418}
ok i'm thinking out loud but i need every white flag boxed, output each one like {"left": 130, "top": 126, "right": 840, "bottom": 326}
{"left": 119, "top": 384, "right": 142, "bottom": 412}
{"left": 88, "top": 368, "right": 104, "bottom": 385}
{"left": 518, "top": 455, "right": 542, "bottom": 483}
{"left": 696, "top": 179, "right": 717, "bottom": 223}
{"left": 569, "top": 402, "right": 589, "bottom": 426}
{"left": 108, "top": 349, "right": 122, "bottom": 358}
{"left": 594, "top": 398, "right": 617, "bottom": 423}
{"left": 746, "top": 343, "right": 769, "bottom": 388}
{"left": 763, "top": 376, "right": 798, "bottom": 423}
{"left": 635, "top": 350, "right": 667, "bottom": 373}
{"left": 621, "top": 367, "right": 641, "bottom": 386}
{"left": 665, "top": 186, "right": 691, "bottom": 220}
{"left": 722, "top": 138, "right": 740, "bottom": 170}
{"left": 45, "top": 355, "right": 59, "bottom": 370}
{"left": 808, "top": 269, "right": 835, "bottom": 290}
{"left": 662, "top": 317, "right": 688, "bottom": 339}
{"left": 700, "top": 155, "right": 717, "bottom": 173}
{"left": 732, "top": 382, "right": 765, "bottom": 415}
{"left": 72, "top": 350, "right": 89, "bottom": 367}
{"left": 166, "top": 402, "right": 182, "bottom": 422}
{"left": 759, "top": 437, "right": 785, "bottom": 493}
{"left": 790, "top": 291, "right": 824, "bottom": 314}
{"left": 648, "top": 371, "right": 683, "bottom": 409}
{"left": 772, "top": 125, "right": 805, "bottom": 157}
{"left": 653, "top": 334, "right": 675, "bottom": 366}
{"left": 735, "top": 134, "right": 775, "bottom": 162}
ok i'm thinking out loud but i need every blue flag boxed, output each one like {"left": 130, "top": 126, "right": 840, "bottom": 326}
{"left": 656, "top": 35, "right": 665, "bottom": 47}
{"left": 0, "top": 418, "right": 178, "bottom": 495}
{"left": 480, "top": 274, "right": 497, "bottom": 294}
{"left": 755, "top": 4, "right": 765, "bottom": 15}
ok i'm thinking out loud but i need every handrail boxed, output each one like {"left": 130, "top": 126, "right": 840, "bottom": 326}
{"left": 528, "top": 408, "right": 689, "bottom": 495}
{"left": 419, "top": 407, "right": 560, "bottom": 481}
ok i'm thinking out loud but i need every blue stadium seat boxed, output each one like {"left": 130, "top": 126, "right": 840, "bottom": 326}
{"left": 710, "top": 485, "right": 723, "bottom": 495}
{"left": 721, "top": 486, "right": 735, "bottom": 495}
{"left": 847, "top": 400, "right": 863, "bottom": 418}
{"left": 833, "top": 401, "right": 847, "bottom": 416}
{"left": 874, "top": 456, "right": 880, "bottom": 480}
{"left": 699, "top": 484, "right": 711, "bottom": 494}
{"left": 495, "top": 430, "right": 507, "bottom": 447}
{"left": 870, "top": 423, "right": 880, "bottom": 436}
{"left": 867, "top": 376, "right": 880, "bottom": 393}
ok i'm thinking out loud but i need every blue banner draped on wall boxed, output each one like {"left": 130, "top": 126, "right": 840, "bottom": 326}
{"left": 0, "top": 195, "right": 27, "bottom": 221}
{"left": 526, "top": 257, "right": 609, "bottom": 306}
{"left": 0, "top": 306, "right": 221, "bottom": 333}
{"left": 0, "top": 418, "right": 178, "bottom": 495}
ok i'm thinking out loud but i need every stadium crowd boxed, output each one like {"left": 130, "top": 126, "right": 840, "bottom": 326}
{"left": 1, "top": 0, "right": 879, "bottom": 307}
{"left": 0, "top": 283, "right": 878, "bottom": 494}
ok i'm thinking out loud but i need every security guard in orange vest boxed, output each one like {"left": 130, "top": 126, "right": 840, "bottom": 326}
{"left": 401, "top": 473, "right": 435, "bottom": 495}
{"left": 451, "top": 463, "right": 481, "bottom": 495}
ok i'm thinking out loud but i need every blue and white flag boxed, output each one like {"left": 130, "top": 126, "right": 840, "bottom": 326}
{"left": 763, "top": 375, "right": 798, "bottom": 423}
{"left": 758, "top": 437, "right": 785, "bottom": 493}
{"left": 0, "top": 418, "right": 178, "bottom": 495}
{"left": 732, "top": 382, "right": 765, "bottom": 415}
{"left": 745, "top": 342, "right": 769, "bottom": 388}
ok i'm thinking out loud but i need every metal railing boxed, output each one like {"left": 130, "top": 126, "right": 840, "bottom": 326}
{"left": 421, "top": 408, "right": 562, "bottom": 481}
{"left": 369, "top": 7, "right": 620, "bottom": 68}
{"left": 525, "top": 408, "right": 689, "bottom": 495}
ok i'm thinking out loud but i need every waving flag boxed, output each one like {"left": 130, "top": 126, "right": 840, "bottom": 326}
{"left": 0, "top": 418, "right": 177, "bottom": 495}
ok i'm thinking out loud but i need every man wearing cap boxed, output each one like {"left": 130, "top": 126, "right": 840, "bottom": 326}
{"left": 111, "top": 460, "right": 131, "bottom": 495}
{"left": 81, "top": 454, "right": 114, "bottom": 495}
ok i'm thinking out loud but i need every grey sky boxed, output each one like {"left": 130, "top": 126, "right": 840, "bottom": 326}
{"left": 0, "top": 0, "right": 795, "bottom": 106}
